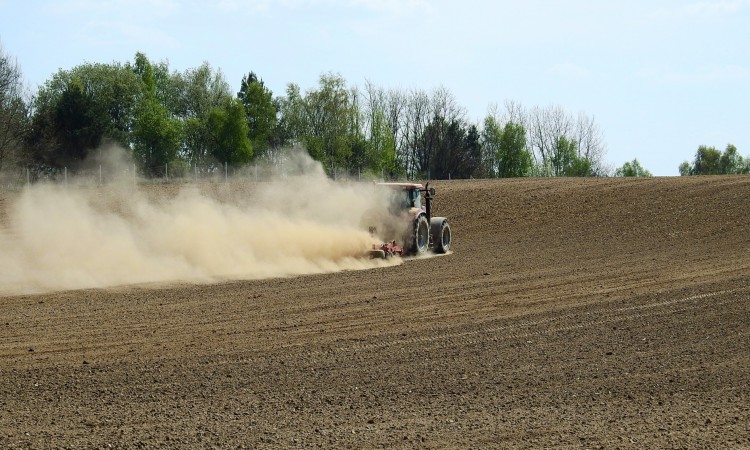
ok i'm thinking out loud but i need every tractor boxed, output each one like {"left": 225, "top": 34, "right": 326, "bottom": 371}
{"left": 368, "top": 183, "right": 451, "bottom": 258}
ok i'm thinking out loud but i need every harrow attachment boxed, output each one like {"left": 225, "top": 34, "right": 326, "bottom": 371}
{"left": 369, "top": 241, "right": 404, "bottom": 259}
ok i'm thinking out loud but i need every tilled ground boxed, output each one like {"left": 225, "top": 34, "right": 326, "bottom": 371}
{"left": 1, "top": 176, "right": 749, "bottom": 448}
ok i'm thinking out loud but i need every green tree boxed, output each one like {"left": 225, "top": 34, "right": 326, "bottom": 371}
{"left": 419, "top": 114, "right": 449, "bottom": 179}
{"left": 550, "top": 136, "right": 592, "bottom": 177}
{"left": 174, "top": 63, "right": 233, "bottom": 164}
{"left": 275, "top": 73, "right": 359, "bottom": 173}
{"left": 353, "top": 108, "right": 401, "bottom": 178}
{"left": 719, "top": 144, "right": 746, "bottom": 174}
{"left": 132, "top": 52, "right": 156, "bottom": 95}
{"left": 566, "top": 156, "right": 592, "bottom": 177}
{"left": 207, "top": 98, "right": 253, "bottom": 166}
{"left": 678, "top": 161, "right": 691, "bottom": 176}
{"left": 28, "top": 62, "right": 142, "bottom": 169}
{"left": 525, "top": 104, "right": 606, "bottom": 176}
{"left": 275, "top": 83, "right": 304, "bottom": 148}
{"left": 358, "top": 83, "right": 405, "bottom": 178}
{"left": 615, "top": 159, "right": 652, "bottom": 177}
{"left": 497, "top": 121, "right": 532, "bottom": 177}
{"left": 303, "top": 73, "right": 358, "bottom": 171}
{"left": 420, "top": 115, "right": 479, "bottom": 179}
{"left": 51, "top": 77, "right": 108, "bottom": 166}
{"left": 480, "top": 116, "right": 501, "bottom": 177}
{"left": 132, "top": 98, "right": 180, "bottom": 177}
{"left": 237, "top": 72, "right": 277, "bottom": 158}
{"left": 130, "top": 54, "right": 182, "bottom": 177}
{"left": 462, "top": 124, "right": 482, "bottom": 178}
{"left": 693, "top": 145, "right": 722, "bottom": 175}
{"left": 129, "top": 53, "right": 181, "bottom": 117}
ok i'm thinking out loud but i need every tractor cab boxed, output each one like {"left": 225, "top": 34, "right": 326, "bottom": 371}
{"left": 390, "top": 186, "right": 422, "bottom": 212}
{"left": 378, "top": 183, "right": 426, "bottom": 214}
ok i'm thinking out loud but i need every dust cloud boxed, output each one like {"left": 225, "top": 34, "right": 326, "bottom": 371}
{"left": 0, "top": 152, "right": 400, "bottom": 295}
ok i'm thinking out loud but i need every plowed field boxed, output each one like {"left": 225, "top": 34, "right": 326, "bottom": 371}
{"left": 1, "top": 176, "right": 749, "bottom": 448}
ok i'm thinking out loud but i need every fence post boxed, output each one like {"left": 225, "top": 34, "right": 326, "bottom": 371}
{"left": 26, "top": 167, "right": 30, "bottom": 185}
{"left": 99, "top": 165, "right": 103, "bottom": 185}
{"left": 133, "top": 164, "right": 136, "bottom": 185}
{"left": 64, "top": 167, "right": 68, "bottom": 186}
{"left": 225, "top": 162, "right": 228, "bottom": 182}
{"left": 165, "top": 163, "right": 168, "bottom": 182}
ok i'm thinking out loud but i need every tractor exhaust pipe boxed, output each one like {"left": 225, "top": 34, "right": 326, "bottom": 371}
{"left": 422, "top": 183, "right": 435, "bottom": 223}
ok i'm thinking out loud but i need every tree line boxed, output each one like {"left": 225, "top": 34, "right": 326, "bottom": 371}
{"left": 1, "top": 43, "right": 746, "bottom": 180}
{"left": 678, "top": 144, "right": 749, "bottom": 176}
{"left": 1, "top": 45, "right": 615, "bottom": 181}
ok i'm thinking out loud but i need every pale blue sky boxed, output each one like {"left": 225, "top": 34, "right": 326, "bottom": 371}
{"left": 2, "top": 0, "right": 748, "bottom": 175}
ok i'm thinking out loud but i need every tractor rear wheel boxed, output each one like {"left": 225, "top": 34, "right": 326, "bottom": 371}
{"left": 433, "top": 219, "right": 451, "bottom": 254}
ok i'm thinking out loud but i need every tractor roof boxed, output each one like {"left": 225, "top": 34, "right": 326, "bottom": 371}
{"left": 376, "top": 182, "right": 424, "bottom": 190}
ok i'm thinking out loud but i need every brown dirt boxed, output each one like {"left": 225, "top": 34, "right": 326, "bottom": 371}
{"left": 1, "top": 176, "right": 749, "bottom": 448}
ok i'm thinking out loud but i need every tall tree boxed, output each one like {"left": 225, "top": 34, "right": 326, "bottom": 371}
{"left": 53, "top": 77, "right": 108, "bottom": 164}
{"left": 528, "top": 104, "right": 571, "bottom": 173}
{"left": 174, "top": 62, "right": 233, "bottom": 164}
{"left": 419, "top": 115, "right": 478, "bottom": 180}
{"left": 290, "top": 73, "right": 358, "bottom": 172}
{"left": 401, "top": 89, "right": 431, "bottom": 179}
{"left": 496, "top": 120, "right": 532, "bottom": 177}
{"left": 275, "top": 82, "right": 304, "bottom": 149}
{"left": 480, "top": 115, "right": 502, "bottom": 177}
{"left": 719, "top": 144, "right": 746, "bottom": 174}
{"left": 463, "top": 124, "right": 482, "bottom": 177}
{"left": 207, "top": 98, "right": 253, "bottom": 166}
{"left": 524, "top": 103, "right": 605, "bottom": 176}
{"left": 426, "top": 87, "right": 465, "bottom": 178}
{"left": 419, "top": 114, "right": 447, "bottom": 179}
{"left": 131, "top": 54, "right": 181, "bottom": 177}
{"left": 693, "top": 145, "right": 722, "bottom": 175}
{"left": 27, "top": 62, "right": 142, "bottom": 169}
{"left": 426, "top": 115, "right": 456, "bottom": 179}
{"left": 0, "top": 42, "right": 28, "bottom": 171}
{"left": 360, "top": 81, "right": 404, "bottom": 177}
{"left": 132, "top": 97, "right": 180, "bottom": 177}
{"left": 572, "top": 112, "right": 607, "bottom": 175}
{"left": 237, "top": 71, "right": 277, "bottom": 158}
{"left": 551, "top": 136, "right": 591, "bottom": 176}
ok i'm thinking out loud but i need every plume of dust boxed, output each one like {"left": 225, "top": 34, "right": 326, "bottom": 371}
{"left": 0, "top": 148, "right": 400, "bottom": 295}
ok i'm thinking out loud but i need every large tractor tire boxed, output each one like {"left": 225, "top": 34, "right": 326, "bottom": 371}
{"left": 430, "top": 217, "right": 451, "bottom": 254}
{"left": 410, "top": 215, "right": 430, "bottom": 255}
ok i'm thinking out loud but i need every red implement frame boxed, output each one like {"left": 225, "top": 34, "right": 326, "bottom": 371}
{"left": 370, "top": 241, "right": 404, "bottom": 259}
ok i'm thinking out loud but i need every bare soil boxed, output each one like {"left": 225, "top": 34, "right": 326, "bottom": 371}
{"left": 1, "top": 176, "right": 749, "bottom": 448}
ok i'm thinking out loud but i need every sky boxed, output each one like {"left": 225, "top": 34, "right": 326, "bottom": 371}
{"left": 1, "top": 0, "right": 748, "bottom": 176}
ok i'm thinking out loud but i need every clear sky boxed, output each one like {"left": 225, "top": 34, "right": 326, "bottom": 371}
{"left": 1, "top": 0, "right": 748, "bottom": 175}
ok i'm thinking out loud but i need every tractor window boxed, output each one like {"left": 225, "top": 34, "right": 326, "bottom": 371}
{"left": 411, "top": 190, "right": 422, "bottom": 209}
{"left": 389, "top": 190, "right": 411, "bottom": 211}
{"left": 388, "top": 188, "right": 422, "bottom": 210}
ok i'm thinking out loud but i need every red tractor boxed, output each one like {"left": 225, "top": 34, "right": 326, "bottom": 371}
{"left": 368, "top": 183, "right": 451, "bottom": 258}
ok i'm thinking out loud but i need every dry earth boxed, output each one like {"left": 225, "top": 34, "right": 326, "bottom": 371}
{"left": 1, "top": 176, "right": 749, "bottom": 449}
